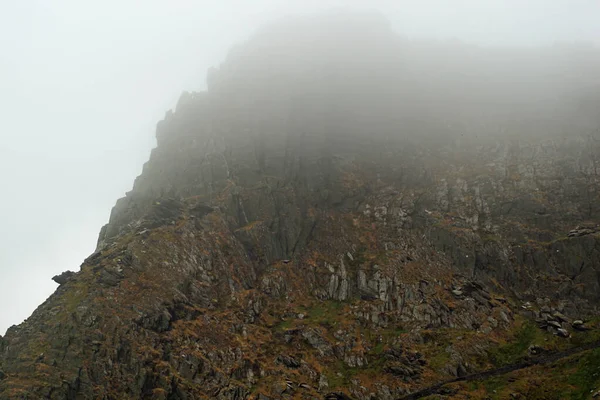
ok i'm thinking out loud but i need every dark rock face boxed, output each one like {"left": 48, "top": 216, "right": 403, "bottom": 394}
{"left": 2, "top": 12, "right": 600, "bottom": 400}
{"left": 568, "top": 225, "right": 600, "bottom": 238}
{"left": 51, "top": 271, "right": 75, "bottom": 285}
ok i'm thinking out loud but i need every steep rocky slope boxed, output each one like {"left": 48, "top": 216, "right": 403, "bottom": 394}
{"left": 2, "top": 12, "right": 600, "bottom": 400}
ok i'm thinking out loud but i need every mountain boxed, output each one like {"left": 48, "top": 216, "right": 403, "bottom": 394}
{"left": 2, "top": 11, "right": 600, "bottom": 400}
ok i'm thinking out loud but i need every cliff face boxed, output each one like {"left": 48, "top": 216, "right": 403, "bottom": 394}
{"left": 2, "top": 12, "right": 600, "bottom": 400}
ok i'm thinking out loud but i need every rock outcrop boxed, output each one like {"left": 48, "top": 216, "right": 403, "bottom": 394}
{"left": 51, "top": 271, "right": 75, "bottom": 285}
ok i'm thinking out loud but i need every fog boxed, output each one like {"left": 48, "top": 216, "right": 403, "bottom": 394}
{"left": 1, "top": 0, "right": 599, "bottom": 335}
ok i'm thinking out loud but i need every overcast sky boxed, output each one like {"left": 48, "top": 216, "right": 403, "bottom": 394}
{"left": 1, "top": 0, "right": 599, "bottom": 335}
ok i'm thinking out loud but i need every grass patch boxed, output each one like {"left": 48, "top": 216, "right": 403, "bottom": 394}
{"left": 488, "top": 321, "right": 538, "bottom": 367}
{"left": 472, "top": 349, "right": 600, "bottom": 400}
{"left": 371, "top": 342, "right": 385, "bottom": 355}
{"left": 275, "top": 319, "right": 292, "bottom": 331}
{"left": 482, "top": 376, "right": 507, "bottom": 397}
{"left": 305, "top": 301, "right": 345, "bottom": 326}
{"left": 561, "top": 348, "right": 600, "bottom": 399}
{"left": 326, "top": 360, "right": 359, "bottom": 389}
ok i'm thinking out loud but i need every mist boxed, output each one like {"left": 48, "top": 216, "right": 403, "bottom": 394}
{"left": 1, "top": 0, "right": 599, "bottom": 335}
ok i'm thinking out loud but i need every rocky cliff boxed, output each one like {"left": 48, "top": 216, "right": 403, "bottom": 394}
{"left": 2, "top": 12, "right": 600, "bottom": 400}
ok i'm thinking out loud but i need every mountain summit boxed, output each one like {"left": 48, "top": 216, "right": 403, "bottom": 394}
{"left": 2, "top": 12, "right": 600, "bottom": 399}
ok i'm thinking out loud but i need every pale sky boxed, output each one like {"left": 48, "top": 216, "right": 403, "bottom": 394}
{"left": 1, "top": 0, "right": 599, "bottom": 335}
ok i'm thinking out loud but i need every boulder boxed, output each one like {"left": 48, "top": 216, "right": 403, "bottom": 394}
{"left": 567, "top": 225, "right": 599, "bottom": 237}
{"left": 572, "top": 320, "right": 590, "bottom": 331}
{"left": 547, "top": 320, "right": 562, "bottom": 329}
{"left": 552, "top": 312, "right": 570, "bottom": 323}
{"left": 51, "top": 270, "right": 75, "bottom": 285}
{"left": 528, "top": 345, "right": 544, "bottom": 355}
{"left": 276, "top": 355, "right": 300, "bottom": 368}
{"left": 556, "top": 328, "right": 570, "bottom": 338}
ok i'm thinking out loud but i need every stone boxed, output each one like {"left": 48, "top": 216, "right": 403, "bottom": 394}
{"left": 301, "top": 329, "right": 334, "bottom": 357}
{"left": 542, "top": 313, "right": 555, "bottom": 322}
{"left": 540, "top": 306, "right": 551, "bottom": 314}
{"left": 276, "top": 355, "right": 300, "bottom": 368}
{"left": 567, "top": 225, "right": 599, "bottom": 237}
{"left": 572, "top": 320, "right": 590, "bottom": 331}
{"left": 552, "top": 312, "right": 570, "bottom": 323}
{"left": 521, "top": 302, "right": 533, "bottom": 309}
{"left": 456, "top": 363, "right": 468, "bottom": 377}
{"left": 547, "top": 320, "right": 562, "bottom": 329}
{"left": 318, "top": 374, "right": 329, "bottom": 391}
{"left": 499, "top": 311, "right": 511, "bottom": 323}
{"left": 272, "top": 381, "right": 288, "bottom": 395}
{"left": 52, "top": 270, "right": 75, "bottom": 285}
{"left": 556, "top": 328, "right": 570, "bottom": 338}
{"left": 528, "top": 345, "right": 544, "bottom": 355}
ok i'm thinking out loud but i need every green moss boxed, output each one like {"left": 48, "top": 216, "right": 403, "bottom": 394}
{"left": 465, "top": 376, "right": 509, "bottom": 399}
{"left": 305, "top": 301, "right": 345, "bottom": 326}
{"left": 326, "top": 360, "right": 359, "bottom": 389}
{"left": 569, "top": 319, "right": 600, "bottom": 347}
{"left": 371, "top": 342, "right": 385, "bottom": 355}
{"left": 561, "top": 349, "right": 600, "bottom": 399}
{"left": 427, "top": 350, "right": 452, "bottom": 372}
{"left": 272, "top": 300, "right": 348, "bottom": 334}
{"left": 482, "top": 234, "right": 503, "bottom": 244}
{"left": 417, "top": 328, "right": 460, "bottom": 370}
{"left": 472, "top": 348, "right": 600, "bottom": 399}
{"left": 488, "top": 322, "right": 538, "bottom": 367}
{"left": 482, "top": 377, "right": 508, "bottom": 398}
{"left": 275, "top": 319, "right": 292, "bottom": 331}
{"left": 326, "top": 370, "right": 347, "bottom": 388}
